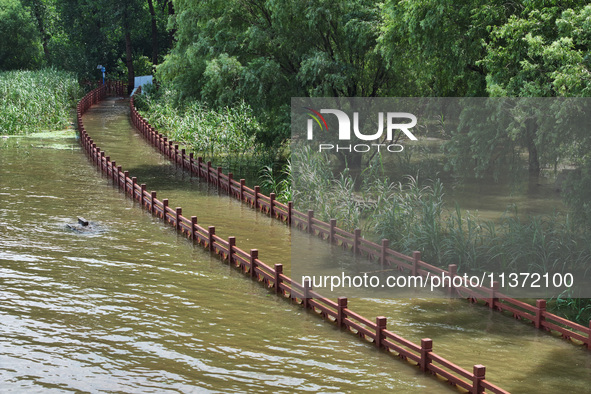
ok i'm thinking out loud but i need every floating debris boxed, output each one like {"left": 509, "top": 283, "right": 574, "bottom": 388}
{"left": 66, "top": 216, "right": 103, "bottom": 233}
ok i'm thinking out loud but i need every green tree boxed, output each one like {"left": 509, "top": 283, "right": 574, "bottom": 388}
{"left": 158, "top": 0, "right": 396, "bottom": 147}
{"left": 378, "top": 0, "right": 514, "bottom": 97}
{"left": 443, "top": 3, "right": 591, "bottom": 177}
{"left": 0, "top": 0, "right": 43, "bottom": 70}
{"left": 52, "top": 0, "right": 172, "bottom": 82}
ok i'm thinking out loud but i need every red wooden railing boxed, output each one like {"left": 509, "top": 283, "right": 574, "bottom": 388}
{"left": 76, "top": 84, "right": 510, "bottom": 393}
{"left": 128, "top": 91, "right": 591, "bottom": 352}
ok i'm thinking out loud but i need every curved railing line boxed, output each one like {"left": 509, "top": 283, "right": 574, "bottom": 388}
{"left": 76, "top": 83, "right": 508, "bottom": 393}
{"left": 128, "top": 91, "right": 591, "bottom": 352}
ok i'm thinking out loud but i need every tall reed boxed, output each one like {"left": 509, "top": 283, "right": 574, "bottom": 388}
{"left": 0, "top": 68, "right": 81, "bottom": 135}
{"left": 134, "top": 87, "right": 265, "bottom": 174}
{"left": 291, "top": 148, "right": 591, "bottom": 281}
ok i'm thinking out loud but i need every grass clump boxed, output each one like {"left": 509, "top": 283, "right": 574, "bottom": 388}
{"left": 0, "top": 68, "right": 82, "bottom": 135}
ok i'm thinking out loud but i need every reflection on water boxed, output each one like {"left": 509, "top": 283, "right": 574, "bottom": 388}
{"left": 0, "top": 98, "right": 590, "bottom": 393}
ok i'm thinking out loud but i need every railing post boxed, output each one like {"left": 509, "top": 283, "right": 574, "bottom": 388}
{"left": 116, "top": 166, "right": 122, "bottom": 188}
{"left": 535, "top": 299, "right": 547, "bottom": 329}
{"left": 274, "top": 264, "right": 283, "bottom": 295}
{"left": 353, "top": 229, "right": 361, "bottom": 255}
{"left": 173, "top": 145, "right": 178, "bottom": 164}
{"left": 228, "top": 173, "right": 233, "bottom": 194}
{"left": 162, "top": 199, "right": 168, "bottom": 221}
{"left": 381, "top": 239, "right": 389, "bottom": 270}
{"left": 191, "top": 216, "right": 197, "bottom": 242}
{"left": 175, "top": 207, "right": 182, "bottom": 230}
{"left": 420, "top": 338, "right": 433, "bottom": 372}
{"left": 207, "top": 161, "right": 212, "bottom": 182}
{"left": 489, "top": 281, "right": 499, "bottom": 309}
{"left": 287, "top": 201, "right": 293, "bottom": 226}
{"left": 250, "top": 249, "right": 258, "bottom": 278}
{"left": 412, "top": 251, "right": 421, "bottom": 276}
{"left": 337, "top": 297, "right": 348, "bottom": 328}
{"left": 111, "top": 160, "right": 116, "bottom": 181}
{"left": 131, "top": 177, "right": 137, "bottom": 200}
{"left": 448, "top": 264, "right": 458, "bottom": 297}
{"left": 254, "top": 186, "right": 260, "bottom": 209}
{"left": 217, "top": 167, "right": 222, "bottom": 189}
{"left": 472, "top": 365, "right": 486, "bottom": 394}
{"left": 140, "top": 184, "right": 146, "bottom": 206}
{"left": 123, "top": 171, "right": 129, "bottom": 194}
{"left": 270, "top": 193, "right": 276, "bottom": 217}
{"left": 307, "top": 210, "right": 314, "bottom": 234}
{"left": 329, "top": 219, "right": 336, "bottom": 244}
{"left": 240, "top": 179, "right": 245, "bottom": 201}
{"left": 228, "top": 236, "right": 236, "bottom": 264}
{"left": 151, "top": 191, "right": 156, "bottom": 214}
{"left": 181, "top": 148, "right": 185, "bottom": 168}
{"left": 208, "top": 226, "right": 215, "bottom": 252}
{"left": 303, "top": 279, "right": 311, "bottom": 309}
{"left": 189, "top": 152, "right": 194, "bottom": 175}
{"left": 375, "top": 316, "right": 386, "bottom": 349}
{"left": 198, "top": 157, "right": 203, "bottom": 177}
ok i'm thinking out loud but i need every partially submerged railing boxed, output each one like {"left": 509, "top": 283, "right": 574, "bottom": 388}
{"left": 76, "top": 84, "right": 509, "bottom": 393}
{"left": 129, "top": 93, "right": 591, "bottom": 352}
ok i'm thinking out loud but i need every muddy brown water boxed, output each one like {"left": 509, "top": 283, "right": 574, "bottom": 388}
{"left": 1, "top": 97, "right": 590, "bottom": 393}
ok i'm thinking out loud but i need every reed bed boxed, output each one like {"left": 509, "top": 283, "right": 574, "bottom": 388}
{"left": 134, "top": 87, "right": 265, "bottom": 173}
{"left": 290, "top": 147, "right": 591, "bottom": 323}
{"left": 0, "top": 68, "right": 82, "bottom": 135}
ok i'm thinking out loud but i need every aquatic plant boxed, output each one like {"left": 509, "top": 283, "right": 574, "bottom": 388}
{"left": 549, "top": 294, "right": 591, "bottom": 325}
{"left": 0, "top": 68, "right": 82, "bottom": 135}
{"left": 259, "top": 161, "right": 292, "bottom": 203}
{"left": 290, "top": 148, "right": 591, "bottom": 284}
{"left": 134, "top": 87, "right": 266, "bottom": 174}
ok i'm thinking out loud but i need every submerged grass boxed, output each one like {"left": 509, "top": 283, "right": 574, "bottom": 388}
{"left": 0, "top": 68, "right": 82, "bottom": 135}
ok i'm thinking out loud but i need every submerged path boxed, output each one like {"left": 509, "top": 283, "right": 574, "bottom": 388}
{"left": 79, "top": 88, "right": 591, "bottom": 393}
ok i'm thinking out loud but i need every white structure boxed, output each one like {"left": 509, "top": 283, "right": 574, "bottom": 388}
{"left": 131, "top": 75, "right": 153, "bottom": 96}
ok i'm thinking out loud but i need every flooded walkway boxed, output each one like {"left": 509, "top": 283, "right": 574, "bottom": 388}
{"left": 0, "top": 101, "right": 448, "bottom": 392}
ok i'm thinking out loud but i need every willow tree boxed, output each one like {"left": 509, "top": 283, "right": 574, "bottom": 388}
{"left": 158, "top": 0, "right": 399, "bottom": 147}
{"left": 450, "top": 2, "right": 591, "bottom": 177}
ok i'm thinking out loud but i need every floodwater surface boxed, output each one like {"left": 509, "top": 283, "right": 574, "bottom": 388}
{"left": 1, "top": 97, "right": 590, "bottom": 393}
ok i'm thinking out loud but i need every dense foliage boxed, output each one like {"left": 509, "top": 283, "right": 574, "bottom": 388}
{"left": 0, "top": 68, "right": 81, "bottom": 134}
{"left": 0, "top": 0, "right": 174, "bottom": 85}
